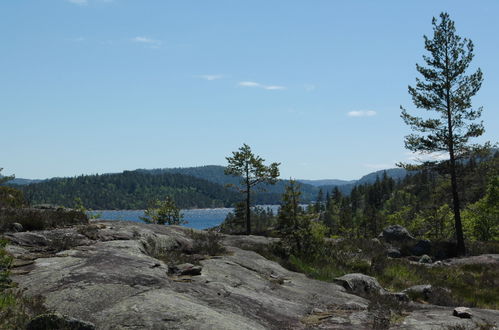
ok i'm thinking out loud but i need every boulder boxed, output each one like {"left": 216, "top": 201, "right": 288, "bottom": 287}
{"left": 378, "top": 225, "right": 415, "bottom": 244}
{"left": 171, "top": 263, "right": 202, "bottom": 276}
{"left": 453, "top": 307, "right": 472, "bottom": 319}
{"left": 26, "top": 313, "right": 96, "bottom": 330}
{"left": 403, "top": 285, "right": 433, "bottom": 300}
{"left": 410, "top": 239, "right": 432, "bottom": 256}
{"left": 333, "top": 273, "right": 386, "bottom": 298}
{"left": 10, "top": 222, "right": 24, "bottom": 232}
{"left": 386, "top": 247, "right": 402, "bottom": 258}
{"left": 419, "top": 254, "right": 432, "bottom": 264}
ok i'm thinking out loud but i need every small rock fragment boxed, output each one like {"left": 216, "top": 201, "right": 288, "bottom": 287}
{"left": 453, "top": 307, "right": 472, "bottom": 319}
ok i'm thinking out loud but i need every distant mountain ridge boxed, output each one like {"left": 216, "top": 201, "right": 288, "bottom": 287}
{"left": 7, "top": 166, "right": 412, "bottom": 209}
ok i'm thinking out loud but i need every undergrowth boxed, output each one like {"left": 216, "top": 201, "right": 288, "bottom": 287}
{"left": 0, "top": 239, "right": 47, "bottom": 329}
{"left": 254, "top": 238, "right": 499, "bottom": 310}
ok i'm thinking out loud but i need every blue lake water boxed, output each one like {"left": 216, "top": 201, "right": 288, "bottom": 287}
{"left": 90, "top": 205, "right": 281, "bottom": 230}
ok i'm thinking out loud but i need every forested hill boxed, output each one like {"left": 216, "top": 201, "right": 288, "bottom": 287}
{"left": 139, "top": 165, "right": 320, "bottom": 201}
{"left": 18, "top": 171, "right": 242, "bottom": 210}
{"left": 10, "top": 166, "right": 419, "bottom": 210}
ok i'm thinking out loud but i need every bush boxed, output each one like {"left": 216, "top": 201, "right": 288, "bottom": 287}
{"left": 0, "top": 187, "right": 26, "bottom": 209}
{"left": 189, "top": 230, "right": 227, "bottom": 256}
{"left": 140, "top": 197, "right": 186, "bottom": 225}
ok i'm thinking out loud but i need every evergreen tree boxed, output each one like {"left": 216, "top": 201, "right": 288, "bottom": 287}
{"left": 277, "top": 180, "right": 302, "bottom": 235}
{"left": 140, "top": 196, "right": 186, "bottom": 225}
{"left": 0, "top": 168, "right": 14, "bottom": 185}
{"left": 400, "top": 12, "right": 485, "bottom": 255}
{"left": 225, "top": 144, "right": 280, "bottom": 235}
{"left": 314, "top": 188, "right": 324, "bottom": 213}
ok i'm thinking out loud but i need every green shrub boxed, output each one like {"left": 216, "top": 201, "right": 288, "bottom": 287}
{"left": 189, "top": 230, "right": 227, "bottom": 256}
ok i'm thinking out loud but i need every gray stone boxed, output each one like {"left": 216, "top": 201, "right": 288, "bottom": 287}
{"left": 333, "top": 273, "right": 387, "bottom": 298}
{"left": 419, "top": 254, "right": 432, "bottom": 264}
{"left": 172, "top": 263, "right": 202, "bottom": 276}
{"left": 386, "top": 247, "right": 402, "bottom": 258}
{"left": 10, "top": 222, "right": 24, "bottom": 232}
{"left": 7, "top": 220, "right": 499, "bottom": 330}
{"left": 453, "top": 307, "right": 472, "bottom": 319}
{"left": 378, "top": 225, "right": 415, "bottom": 244}
{"left": 403, "top": 284, "right": 433, "bottom": 301}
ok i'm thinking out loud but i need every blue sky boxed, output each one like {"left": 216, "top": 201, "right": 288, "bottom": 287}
{"left": 1, "top": 0, "right": 498, "bottom": 180}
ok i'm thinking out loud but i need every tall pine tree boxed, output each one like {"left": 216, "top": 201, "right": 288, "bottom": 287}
{"left": 400, "top": 12, "right": 485, "bottom": 255}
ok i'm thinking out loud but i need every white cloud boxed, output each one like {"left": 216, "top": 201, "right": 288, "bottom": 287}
{"left": 304, "top": 84, "right": 316, "bottom": 92}
{"left": 406, "top": 151, "right": 449, "bottom": 162}
{"left": 67, "top": 0, "right": 88, "bottom": 5}
{"left": 238, "top": 81, "right": 286, "bottom": 91}
{"left": 199, "top": 74, "right": 224, "bottom": 81}
{"left": 131, "top": 36, "right": 162, "bottom": 47}
{"left": 347, "top": 110, "right": 377, "bottom": 117}
{"left": 239, "top": 81, "right": 260, "bottom": 87}
{"left": 264, "top": 85, "right": 286, "bottom": 90}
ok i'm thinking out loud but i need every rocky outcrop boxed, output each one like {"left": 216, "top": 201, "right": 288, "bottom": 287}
{"left": 5, "top": 221, "right": 499, "bottom": 329}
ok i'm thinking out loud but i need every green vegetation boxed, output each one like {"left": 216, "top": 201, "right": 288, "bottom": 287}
{"left": 400, "top": 12, "right": 486, "bottom": 255}
{"left": 225, "top": 144, "right": 280, "bottom": 234}
{"left": 0, "top": 169, "right": 25, "bottom": 209}
{"left": 220, "top": 203, "right": 275, "bottom": 235}
{"left": 140, "top": 196, "right": 186, "bottom": 225}
{"left": 0, "top": 239, "right": 46, "bottom": 329}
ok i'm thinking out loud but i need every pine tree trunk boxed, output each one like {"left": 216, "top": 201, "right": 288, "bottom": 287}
{"left": 450, "top": 155, "right": 466, "bottom": 255}
{"left": 246, "top": 188, "right": 251, "bottom": 235}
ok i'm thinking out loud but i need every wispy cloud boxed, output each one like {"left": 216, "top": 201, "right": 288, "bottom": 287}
{"left": 131, "top": 36, "right": 162, "bottom": 48}
{"left": 67, "top": 0, "right": 88, "bottom": 5}
{"left": 406, "top": 151, "right": 449, "bottom": 162}
{"left": 238, "top": 81, "right": 286, "bottom": 91}
{"left": 304, "top": 84, "right": 316, "bottom": 92}
{"left": 347, "top": 110, "right": 377, "bottom": 117}
{"left": 198, "top": 74, "right": 224, "bottom": 81}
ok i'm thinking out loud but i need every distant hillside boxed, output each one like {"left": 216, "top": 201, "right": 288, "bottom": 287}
{"left": 18, "top": 171, "right": 242, "bottom": 210}
{"left": 319, "top": 168, "right": 410, "bottom": 195}
{"left": 297, "top": 179, "right": 355, "bottom": 187}
{"left": 139, "top": 165, "right": 319, "bottom": 202}
{"left": 11, "top": 166, "right": 414, "bottom": 209}
{"left": 10, "top": 178, "right": 43, "bottom": 185}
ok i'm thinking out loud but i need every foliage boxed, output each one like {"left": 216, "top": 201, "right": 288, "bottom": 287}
{"left": 400, "top": 12, "right": 486, "bottom": 255}
{"left": 220, "top": 203, "right": 275, "bottom": 235}
{"left": 0, "top": 187, "right": 26, "bottom": 209}
{"left": 462, "top": 176, "right": 499, "bottom": 241}
{"left": 314, "top": 152, "right": 498, "bottom": 242}
{"left": 0, "top": 169, "right": 14, "bottom": 186}
{"left": 73, "top": 197, "right": 101, "bottom": 220}
{"left": 225, "top": 144, "right": 280, "bottom": 234}
{"left": 189, "top": 230, "right": 227, "bottom": 256}
{"left": 1, "top": 239, "right": 47, "bottom": 328}
{"left": 140, "top": 196, "right": 186, "bottom": 225}
{"left": 275, "top": 180, "right": 326, "bottom": 259}
{"left": 263, "top": 238, "right": 499, "bottom": 309}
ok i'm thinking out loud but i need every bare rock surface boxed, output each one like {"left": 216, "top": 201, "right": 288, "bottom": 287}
{"left": 6, "top": 220, "right": 499, "bottom": 329}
